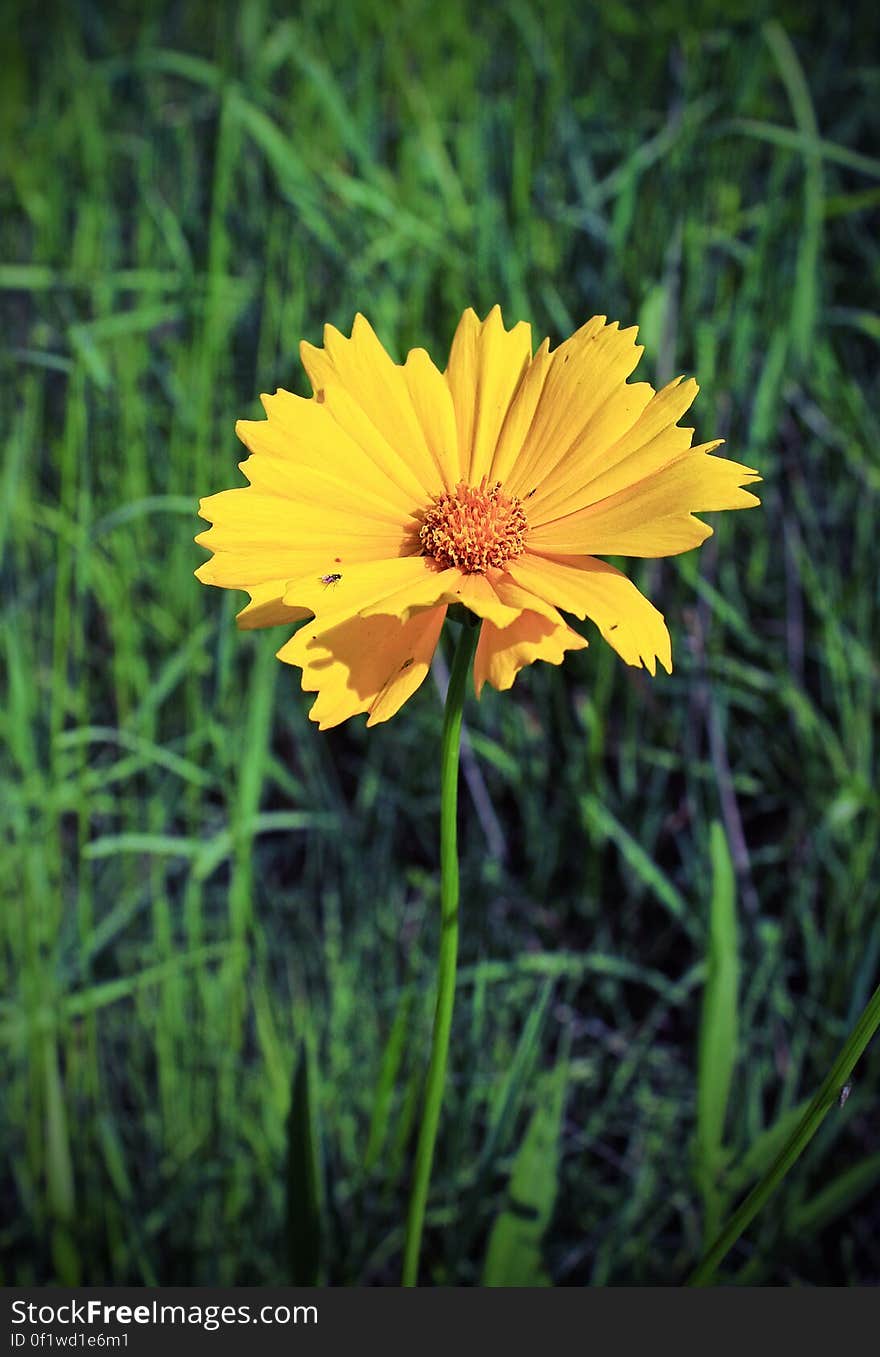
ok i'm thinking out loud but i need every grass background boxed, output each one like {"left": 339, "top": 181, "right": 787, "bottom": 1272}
{"left": 2, "top": 0, "right": 879, "bottom": 1286}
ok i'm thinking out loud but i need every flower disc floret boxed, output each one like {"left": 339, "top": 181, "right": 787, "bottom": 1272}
{"left": 420, "top": 477, "right": 528, "bottom": 574}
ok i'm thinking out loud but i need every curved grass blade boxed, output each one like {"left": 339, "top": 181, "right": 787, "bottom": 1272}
{"left": 694, "top": 822, "right": 739, "bottom": 1244}
{"left": 687, "top": 979, "right": 880, "bottom": 1285}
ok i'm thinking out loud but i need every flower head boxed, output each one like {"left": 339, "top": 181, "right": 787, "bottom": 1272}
{"left": 195, "top": 307, "right": 760, "bottom": 728}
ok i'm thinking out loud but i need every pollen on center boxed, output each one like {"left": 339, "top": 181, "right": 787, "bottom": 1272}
{"left": 419, "top": 477, "right": 529, "bottom": 574}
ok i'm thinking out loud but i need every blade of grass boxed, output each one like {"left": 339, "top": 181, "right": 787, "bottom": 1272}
{"left": 687, "top": 978, "right": 880, "bottom": 1284}
{"left": 694, "top": 822, "right": 739, "bottom": 1245}
{"left": 581, "top": 793, "right": 692, "bottom": 935}
{"left": 363, "top": 987, "right": 415, "bottom": 1174}
{"left": 482, "top": 1058, "right": 568, "bottom": 1287}
{"left": 762, "top": 21, "right": 823, "bottom": 365}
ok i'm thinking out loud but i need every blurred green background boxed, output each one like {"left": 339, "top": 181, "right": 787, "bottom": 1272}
{"left": 2, "top": 0, "right": 879, "bottom": 1286}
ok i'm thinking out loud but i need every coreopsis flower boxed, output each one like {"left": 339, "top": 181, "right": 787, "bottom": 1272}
{"left": 195, "top": 308, "right": 759, "bottom": 728}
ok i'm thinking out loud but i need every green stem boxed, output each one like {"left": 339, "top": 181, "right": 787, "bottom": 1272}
{"left": 687, "top": 979, "right": 880, "bottom": 1285}
{"left": 402, "top": 618, "right": 480, "bottom": 1287}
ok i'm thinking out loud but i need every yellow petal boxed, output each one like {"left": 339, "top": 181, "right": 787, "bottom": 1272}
{"left": 282, "top": 556, "right": 451, "bottom": 629}
{"left": 445, "top": 306, "right": 533, "bottom": 484}
{"left": 194, "top": 485, "right": 412, "bottom": 605}
{"left": 439, "top": 571, "right": 523, "bottom": 628}
{"left": 489, "top": 338, "right": 553, "bottom": 485}
{"left": 474, "top": 607, "right": 587, "bottom": 696}
{"left": 280, "top": 554, "right": 527, "bottom": 635}
{"left": 359, "top": 564, "right": 524, "bottom": 629}
{"left": 239, "top": 389, "right": 416, "bottom": 516}
{"left": 529, "top": 376, "right": 699, "bottom": 522}
{"left": 524, "top": 381, "right": 655, "bottom": 517}
{"left": 196, "top": 488, "right": 407, "bottom": 552}
{"left": 240, "top": 453, "right": 414, "bottom": 530}
{"left": 507, "top": 553, "right": 672, "bottom": 675}
{"left": 235, "top": 581, "right": 311, "bottom": 630}
{"left": 299, "top": 314, "right": 447, "bottom": 498}
{"left": 278, "top": 606, "right": 446, "bottom": 729}
{"left": 506, "top": 317, "right": 643, "bottom": 499}
{"left": 403, "top": 347, "right": 462, "bottom": 490}
{"left": 528, "top": 446, "right": 760, "bottom": 558}
{"left": 315, "top": 383, "right": 432, "bottom": 505}
{"left": 195, "top": 548, "right": 304, "bottom": 589}
{"left": 491, "top": 574, "right": 565, "bottom": 626}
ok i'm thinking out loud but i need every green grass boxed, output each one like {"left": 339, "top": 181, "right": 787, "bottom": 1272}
{"left": 2, "top": 0, "right": 879, "bottom": 1286}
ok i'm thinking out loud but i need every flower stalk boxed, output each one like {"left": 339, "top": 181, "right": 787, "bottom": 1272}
{"left": 402, "top": 616, "right": 480, "bottom": 1286}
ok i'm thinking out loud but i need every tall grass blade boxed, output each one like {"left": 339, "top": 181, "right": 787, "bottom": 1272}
{"left": 694, "top": 821, "right": 739, "bottom": 1244}
{"left": 482, "top": 1059, "right": 568, "bottom": 1287}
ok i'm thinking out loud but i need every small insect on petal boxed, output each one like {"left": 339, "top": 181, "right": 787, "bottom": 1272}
{"left": 320, "top": 573, "right": 343, "bottom": 586}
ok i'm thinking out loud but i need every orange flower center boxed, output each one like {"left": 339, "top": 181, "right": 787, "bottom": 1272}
{"left": 419, "top": 477, "right": 528, "bottom": 574}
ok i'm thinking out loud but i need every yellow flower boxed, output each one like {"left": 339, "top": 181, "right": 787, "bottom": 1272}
{"left": 195, "top": 307, "right": 760, "bottom": 729}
